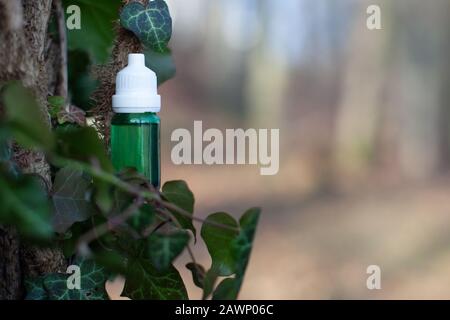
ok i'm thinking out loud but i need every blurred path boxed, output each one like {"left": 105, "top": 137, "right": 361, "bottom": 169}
{"left": 234, "top": 177, "right": 450, "bottom": 299}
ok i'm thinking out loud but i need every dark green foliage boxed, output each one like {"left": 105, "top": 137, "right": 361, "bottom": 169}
{"left": 123, "top": 258, "right": 188, "bottom": 300}
{"left": 201, "top": 213, "right": 239, "bottom": 276}
{"left": 0, "top": 172, "right": 53, "bottom": 240}
{"left": 63, "top": 0, "right": 122, "bottom": 63}
{"left": 55, "top": 126, "right": 112, "bottom": 172}
{"left": 201, "top": 208, "right": 261, "bottom": 300}
{"left": 1, "top": 81, "right": 54, "bottom": 151}
{"left": 147, "top": 230, "right": 190, "bottom": 270}
{"left": 51, "top": 166, "right": 93, "bottom": 233}
{"left": 162, "top": 180, "right": 197, "bottom": 239}
{"left": 145, "top": 48, "right": 176, "bottom": 86}
{"left": 186, "top": 263, "right": 206, "bottom": 289}
{"left": 67, "top": 50, "right": 98, "bottom": 111}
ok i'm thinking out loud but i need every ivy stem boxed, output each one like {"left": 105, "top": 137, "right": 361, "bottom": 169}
{"left": 76, "top": 197, "right": 145, "bottom": 256}
{"left": 158, "top": 199, "right": 239, "bottom": 232}
{"left": 50, "top": 156, "right": 239, "bottom": 232}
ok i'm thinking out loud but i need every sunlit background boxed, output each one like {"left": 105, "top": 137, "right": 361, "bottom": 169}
{"left": 112, "top": 0, "right": 450, "bottom": 299}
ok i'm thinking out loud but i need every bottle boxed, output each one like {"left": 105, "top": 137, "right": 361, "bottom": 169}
{"left": 111, "top": 53, "right": 161, "bottom": 188}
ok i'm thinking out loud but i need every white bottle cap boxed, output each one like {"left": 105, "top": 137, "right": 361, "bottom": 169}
{"left": 112, "top": 53, "right": 161, "bottom": 113}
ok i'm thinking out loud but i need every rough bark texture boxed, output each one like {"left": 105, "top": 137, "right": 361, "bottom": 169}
{"left": 0, "top": 0, "right": 66, "bottom": 300}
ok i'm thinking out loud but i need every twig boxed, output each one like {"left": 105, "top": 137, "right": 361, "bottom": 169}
{"left": 76, "top": 197, "right": 145, "bottom": 256}
{"left": 141, "top": 218, "right": 170, "bottom": 238}
{"left": 51, "top": 156, "right": 239, "bottom": 232}
{"left": 53, "top": 0, "right": 68, "bottom": 100}
{"left": 158, "top": 199, "right": 239, "bottom": 232}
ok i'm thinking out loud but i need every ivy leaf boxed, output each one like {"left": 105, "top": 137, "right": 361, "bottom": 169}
{"left": 212, "top": 208, "right": 261, "bottom": 300}
{"left": 127, "top": 203, "right": 156, "bottom": 233}
{"left": 186, "top": 263, "right": 206, "bottom": 289}
{"left": 147, "top": 230, "right": 190, "bottom": 270}
{"left": 1, "top": 81, "right": 54, "bottom": 151}
{"left": 144, "top": 48, "right": 176, "bottom": 86}
{"left": 55, "top": 126, "right": 113, "bottom": 172}
{"left": 63, "top": 0, "right": 122, "bottom": 63}
{"left": 45, "top": 259, "right": 108, "bottom": 300}
{"left": 212, "top": 278, "right": 238, "bottom": 300}
{"left": 122, "top": 258, "right": 188, "bottom": 300}
{"left": 51, "top": 166, "right": 93, "bottom": 233}
{"left": 67, "top": 49, "right": 99, "bottom": 110}
{"left": 161, "top": 180, "right": 196, "bottom": 239}
{"left": 25, "top": 277, "right": 48, "bottom": 300}
{"left": 48, "top": 96, "right": 65, "bottom": 118}
{"left": 25, "top": 258, "right": 109, "bottom": 300}
{"left": 201, "top": 212, "right": 239, "bottom": 276}
{"left": 0, "top": 172, "right": 53, "bottom": 240}
{"left": 120, "top": 0, "right": 172, "bottom": 53}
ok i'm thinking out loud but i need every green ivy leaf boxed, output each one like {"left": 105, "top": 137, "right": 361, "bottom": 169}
{"left": 122, "top": 258, "right": 188, "bottom": 300}
{"left": 127, "top": 203, "right": 156, "bottom": 233}
{"left": 212, "top": 208, "right": 261, "bottom": 300}
{"left": 212, "top": 278, "right": 238, "bottom": 300}
{"left": 26, "top": 258, "right": 109, "bottom": 300}
{"left": 63, "top": 0, "right": 122, "bottom": 63}
{"left": 185, "top": 263, "right": 206, "bottom": 289}
{"left": 120, "top": 0, "right": 172, "bottom": 53}
{"left": 51, "top": 166, "right": 93, "bottom": 233}
{"left": 48, "top": 96, "right": 65, "bottom": 118}
{"left": 55, "top": 126, "right": 112, "bottom": 172}
{"left": 25, "top": 277, "right": 48, "bottom": 300}
{"left": 144, "top": 48, "right": 176, "bottom": 86}
{"left": 67, "top": 50, "right": 99, "bottom": 110}
{"left": 201, "top": 212, "right": 239, "bottom": 276}
{"left": 161, "top": 180, "right": 196, "bottom": 239}
{"left": 1, "top": 81, "right": 54, "bottom": 151}
{"left": 0, "top": 172, "right": 53, "bottom": 240}
{"left": 147, "top": 230, "right": 190, "bottom": 270}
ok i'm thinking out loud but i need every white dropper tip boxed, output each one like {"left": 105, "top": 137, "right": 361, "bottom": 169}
{"left": 128, "top": 53, "right": 145, "bottom": 66}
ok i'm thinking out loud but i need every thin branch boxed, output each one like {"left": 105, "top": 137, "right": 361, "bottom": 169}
{"left": 158, "top": 199, "right": 239, "bottom": 232}
{"left": 141, "top": 218, "right": 170, "bottom": 238}
{"left": 51, "top": 156, "right": 239, "bottom": 232}
{"left": 53, "top": 0, "right": 68, "bottom": 100}
{"left": 76, "top": 197, "right": 145, "bottom": 256}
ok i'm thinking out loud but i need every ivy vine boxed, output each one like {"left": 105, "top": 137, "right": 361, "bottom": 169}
{"left": 0, "top": 0, "right": 260, "bottom": 300}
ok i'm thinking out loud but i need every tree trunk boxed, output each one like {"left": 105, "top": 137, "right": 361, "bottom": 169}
{"left": 0, "top": 0, "right": 66, "bottom": 300}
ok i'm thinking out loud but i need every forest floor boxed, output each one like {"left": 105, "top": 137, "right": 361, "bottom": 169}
{"left": 233, "top": 177, "right": 450, "bottom": 299}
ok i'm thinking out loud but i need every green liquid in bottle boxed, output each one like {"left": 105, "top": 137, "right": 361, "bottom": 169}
{"left": 111, "top": 112, "right": 160, "bottom": 188}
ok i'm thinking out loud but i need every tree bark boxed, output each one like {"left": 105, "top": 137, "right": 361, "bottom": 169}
{"left": 0, "top": 0, "right": 66, "bottom": 300}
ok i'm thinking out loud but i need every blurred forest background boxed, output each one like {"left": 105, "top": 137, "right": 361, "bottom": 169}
{"left": 110, "top": 0, "right": 450, "bottom": 299}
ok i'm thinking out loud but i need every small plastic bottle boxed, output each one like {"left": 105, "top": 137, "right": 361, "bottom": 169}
{"left": 111, "top": 53, "right": 161, "bottom": 188}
